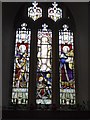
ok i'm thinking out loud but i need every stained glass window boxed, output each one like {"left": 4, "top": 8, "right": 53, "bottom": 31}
{"left": 48, "top": 2, "right": 62, "bottom": 22}
{"left": 28, "top": 1, "right": 42, "bottom": 21}
{"left": 11, "top": 2, "right": 76, "bottom": 107}
{"left": 12, "top": 23, "right": 31, "bottom": 104}
{"left": 59, "top": 24, "right": 75, "bottom": 105}
{"left": 36, "top": 24, "right": 52, "bottom": 104}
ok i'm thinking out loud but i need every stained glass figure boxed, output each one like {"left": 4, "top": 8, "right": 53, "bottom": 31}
{"left": 48, "top": 2, "right": 62, "bottom": 22}
{"left": 36, "top": 23, "right": 52, "bottom": 104}
{"left": 59, "top": 24, "right": 75, "bottom": 105}
{"left": 28, "top": 1, "right": 42, "bottom": 21}
{"left": 12, "top": 23, "right": 31, "bottom": 104}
